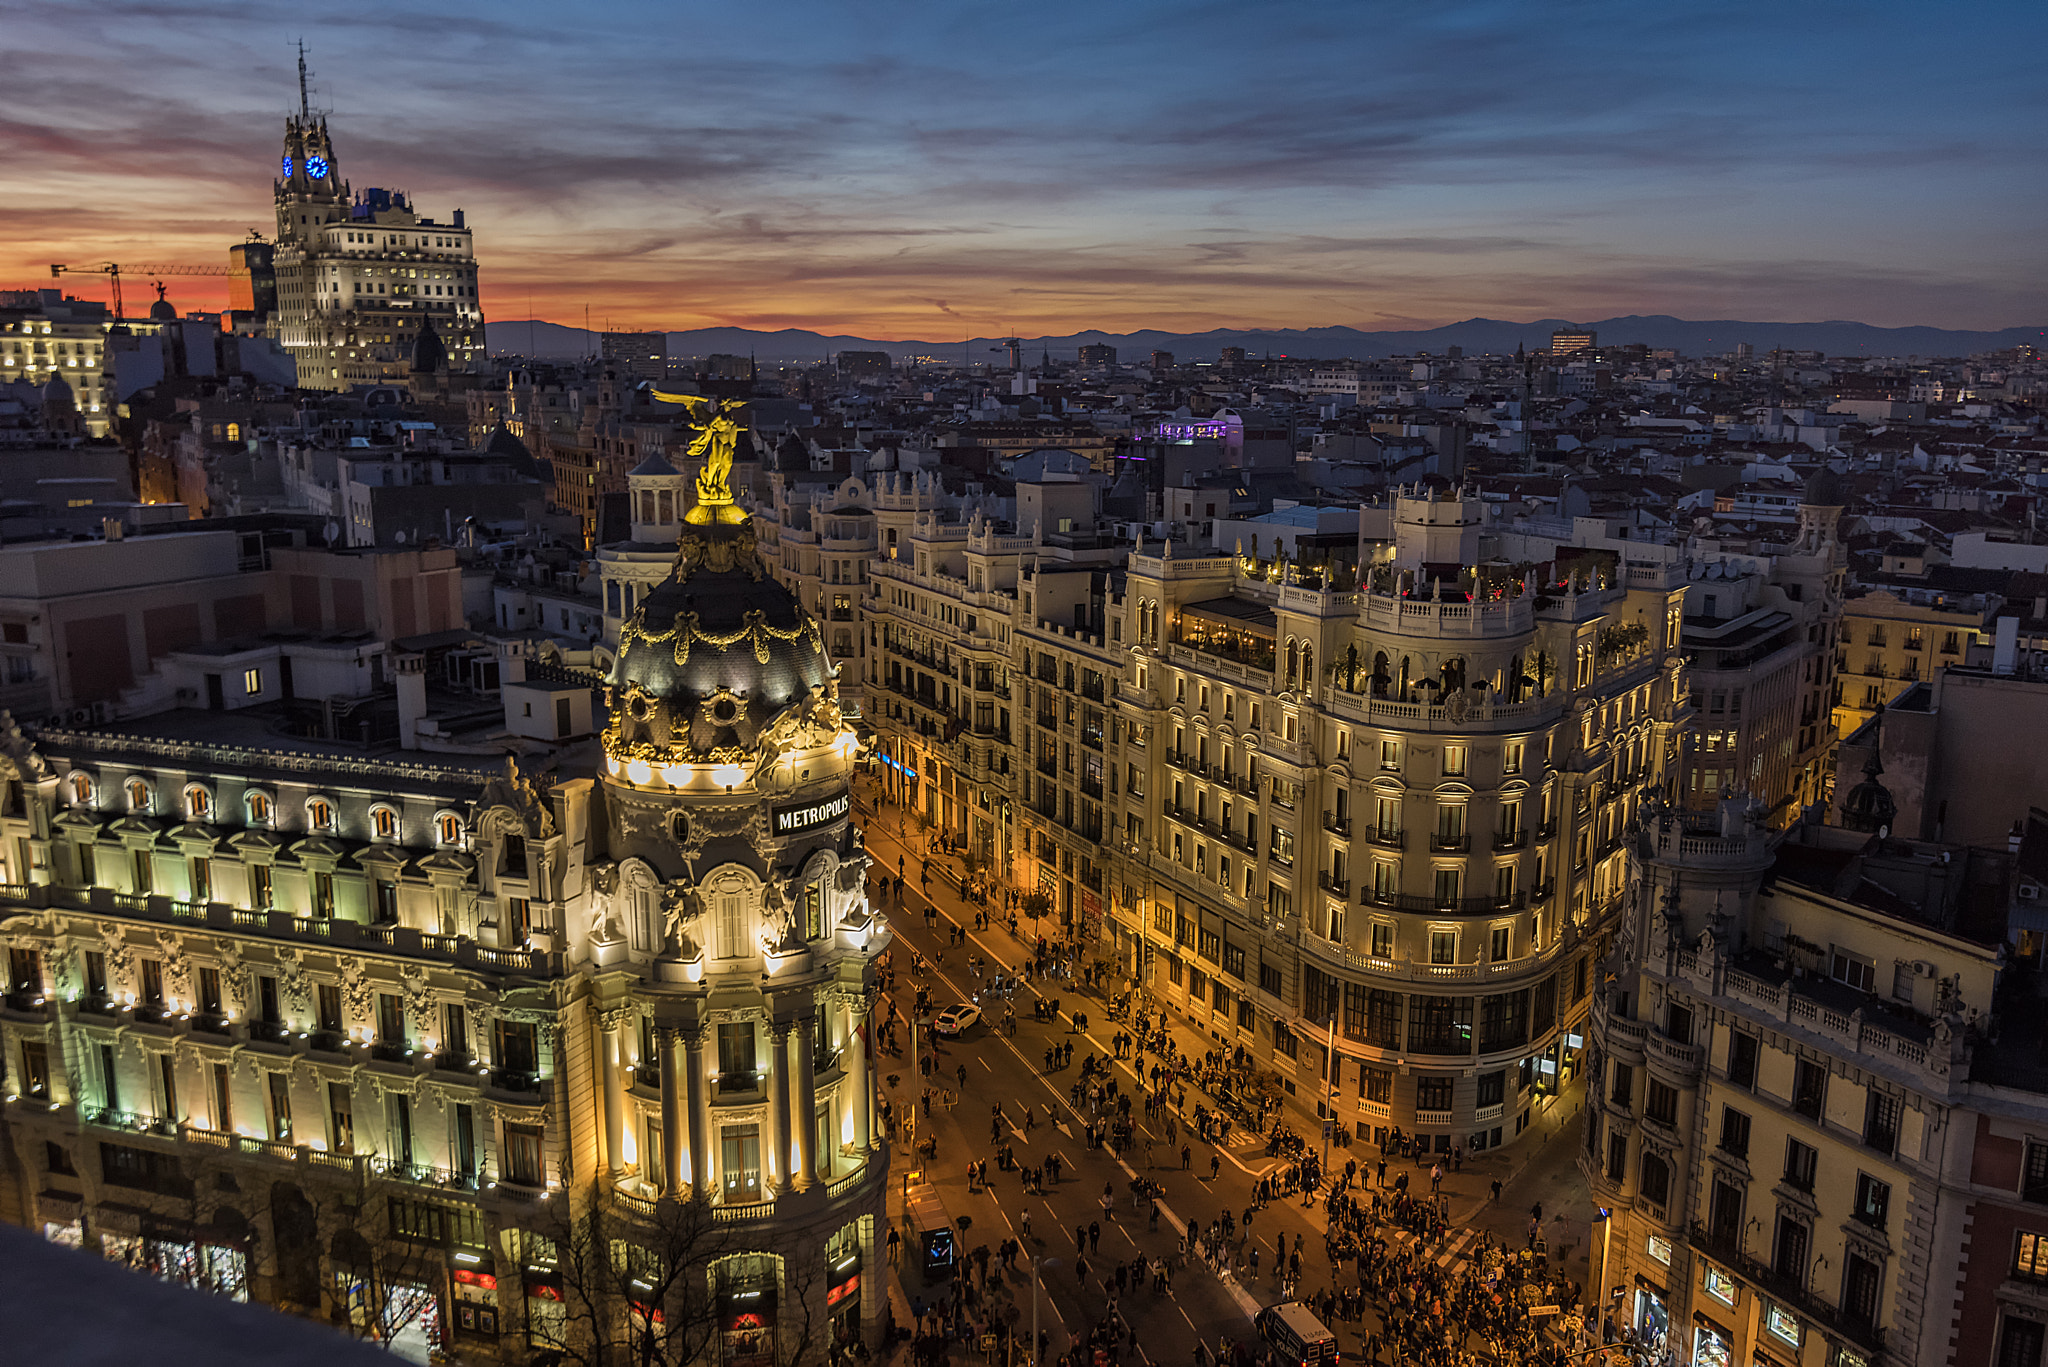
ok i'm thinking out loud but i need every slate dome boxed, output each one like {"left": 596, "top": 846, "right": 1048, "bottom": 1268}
{"left": 609, "top": 521, "right": 830, "bottom": 738}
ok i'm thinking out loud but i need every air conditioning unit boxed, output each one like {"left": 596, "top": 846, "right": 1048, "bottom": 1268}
{"left": 68, "top": 707, "right": 92, "bottom": 725}
{"left": 1914, "top": 960, "right": 1936, "bottom": 977}
{"left": 2020, "top": 885, "right": 2041, "bottom": 902}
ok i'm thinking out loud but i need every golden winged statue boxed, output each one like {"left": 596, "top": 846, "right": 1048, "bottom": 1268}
{"left": 651, "top": 389, "right": 750, "bottom": 524}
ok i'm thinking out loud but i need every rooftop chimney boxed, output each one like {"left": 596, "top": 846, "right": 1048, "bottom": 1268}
{"left": 395, "top": 653, "right": 427, "bottom": 750}
{"left": 1993, "top": 615, "right": 2019, "bottom": 675}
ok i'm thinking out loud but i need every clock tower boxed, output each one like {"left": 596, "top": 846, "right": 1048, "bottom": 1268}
{"left": 270, "top": 45, "right": 487, "bottom": 392}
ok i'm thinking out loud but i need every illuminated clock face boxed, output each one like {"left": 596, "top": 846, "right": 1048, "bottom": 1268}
{"left": 307, "top": 154, "right": 329, "bottom": 179}
{"left": 281, "top": 154, "right": 293, "bottom": 177}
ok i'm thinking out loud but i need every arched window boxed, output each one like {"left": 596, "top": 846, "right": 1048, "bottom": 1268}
{"left": 1301, "top": 645, "right": 1314, "bottom": 687}
{"left": 247, "top": 791, "right": 272, "bottom": 826}
{"left": 184, "top": 786, "right": 212, "bottom": 821}
{"left": 126, "top": 778, "right": 151, "bottom": 813}
{"left": 307, "top": 797, "right": 334, "bottom": 831}
{"left": 436, "top": 812, "right": 463, "bottom": 847}
{"left": 68, "top": 772, "right": 93, "bottom": 807}
{"left": 371, "top": 806, "right": 399, "bottom": 841}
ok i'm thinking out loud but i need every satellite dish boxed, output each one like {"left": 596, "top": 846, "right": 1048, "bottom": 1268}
{"left": 393, "top": 530, "right": 407, "bottom": 544}
{"left": 323, "top": 519, "right": 341, "bottom": 545}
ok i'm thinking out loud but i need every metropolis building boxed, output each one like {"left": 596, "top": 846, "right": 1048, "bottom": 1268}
{"left": 271, "top": 86, "right": 487, "bottom": 391}
{"left": 0, "top": 440, "right": 887, "bottom": 1361}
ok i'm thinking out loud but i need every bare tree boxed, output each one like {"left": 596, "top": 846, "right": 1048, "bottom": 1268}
{"left": 306, "top": 1175, "right": 473, "bottom": 1353}
{"left": 525, "top": 1184, "right": 742, "bottom": 1367}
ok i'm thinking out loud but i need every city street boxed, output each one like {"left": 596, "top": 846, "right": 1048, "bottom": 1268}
{"left": 855, "top": 782, "right": 1599, "bottom": 1366}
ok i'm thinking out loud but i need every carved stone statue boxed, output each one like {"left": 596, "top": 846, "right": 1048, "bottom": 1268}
{"left": 660, "top": 880, "right": 704, "bottom": 957}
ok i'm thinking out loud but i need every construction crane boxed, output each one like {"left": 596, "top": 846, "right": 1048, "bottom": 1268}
{"left": 49, "top": 261, "right": 241, "bottom": 320}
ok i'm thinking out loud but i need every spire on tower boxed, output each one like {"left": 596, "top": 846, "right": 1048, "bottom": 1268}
{"left": 297, "top": 40, "right": 310, "bottom": 121}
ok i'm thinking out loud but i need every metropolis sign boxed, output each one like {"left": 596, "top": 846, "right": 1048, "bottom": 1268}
{"left": 772, "top": 792, "right": 850, "bottom": 836}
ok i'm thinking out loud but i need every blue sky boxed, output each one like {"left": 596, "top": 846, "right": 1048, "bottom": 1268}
{"left": 3, "top": 0, "right": 2043, "bottom": 335}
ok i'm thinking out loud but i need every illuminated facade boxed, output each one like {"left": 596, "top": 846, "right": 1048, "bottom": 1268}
{"left": 1111, "top": 489, "right": 1692, "bottom": 1153}
{"left": 0, "top": 455, "right": 888, "bottom": 1359}
{"left": 272, "top": 98, "right": 485, "bottom": 392}
{"left": 0, "top": 292, "right": 113, "bottom": 437}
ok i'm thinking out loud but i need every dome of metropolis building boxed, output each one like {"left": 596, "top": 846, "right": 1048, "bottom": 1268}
{"left": 606, "top": 519, "right": 832, "bottom": 756}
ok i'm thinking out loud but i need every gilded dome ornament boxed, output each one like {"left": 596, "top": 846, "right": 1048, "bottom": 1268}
{"left": 651, "top": 389, "right": 752, "bottom": 526}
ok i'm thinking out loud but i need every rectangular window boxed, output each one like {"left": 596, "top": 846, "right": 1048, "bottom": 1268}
{"left": 1415, "top": 1075, "right": 1454, "bottom": 1112}
{"left": 1645, "top": 1079, "right": 1678, "bottom": 1126}
{"left": 1430, "top": 929, "right": 1457, "bottom": 964}
{"left": 2015, "top": 1231, "right": 2048, "bottom": 1282}
{"left": 140, "top": 958, "right": 164, "bottom": 1008}
{"left": 1865, "top": 1090, "right": 1901, "bottom": 1155}
{"left": 717, "top": 1022, "right": 756, "bottom": 1079}
{"left": 249, "top": 863, "right": 273, "bottom": 909}
{"left": 329, "top": 1081, "right": 355, "bottom": 1153}
{"left": 19, "top": 1040, "right": 49, "bottom": 1099}
{"left": 189, "top": 857, "right": 211, "bottom": 902}
{"left": 1831, "top": 947, "right": 1876, "bottom": 994}
{"left": 1999, "top": 1317, "right": 2046, "bottom": 1367}
{"left": 377, "top": 992, "right": 406, "bottom": 1047}
{"left": 317, "top": 982, "right": 342, "bottom": 1034}
{"left": 267, "top": 1072, "right": 292, "bottom": 1141}
{"left": 312, "top": 870, "right": 335, "bottom": 917}
{"left": 2027, "top": 1141, "right": 2048, "bottom": 1204}
{"left": 1719, "top": 1106, "right": 1750, "bottom": 1158}
{"left": 1609, "top": 1061, "right": 1633, "bottom": 1109}
{"left": 504, "top": 1123, "right": 544, "bottom": 1186}
{"left": 1361, "top": 1067, "right": 1392, "bottom": 1104}
{"left": 1792, "top": 1059, "right": 1827, "bottom": 1119}
{"left": 1727, "top": 1030, "right": 1758, "bottom": 1089}
{"left": 1606, "top": 1131, "right": 1627, "bottom": 1182}
{"left": 1476, "top": 1070, "right": 1505, "bottom": 1107}
{"left": 1854, "top": 1172, "right": 1891, "bottom": 1230}
{"left": 1258, "top": 961, "right": 1284, "bottom": 996}
{"left": 1442, "top": 744, "right": 1467, "bottom": 777}
{"left": 1371, "top": 921, "right": 1394, "bottom": 958}
{"left": 1784, "top": 1137, "right": 1818, "bottom": 1191}
{"left": 1773, "top": 1216, "right": 1810, "bottom": 1284}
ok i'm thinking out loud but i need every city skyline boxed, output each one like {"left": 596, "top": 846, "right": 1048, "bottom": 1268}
{"left": 3, "top": 1, "right": 2047, "bottom": 338}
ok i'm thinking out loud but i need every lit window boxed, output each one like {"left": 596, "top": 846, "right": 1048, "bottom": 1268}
{"left": 373, "top": 807, "right": 398, "bottom": 841}
{"left": 126, "top": 779, "right": 151, "bottom": 813}
{"left": 308, "top": 799, "right": 333, "bottom": 831}
{"left": 437, "top": 813, "right": 463, "bottom": 847}
{"left": 69, "top": 773, "right": 93, "bottom": 807}
{"left": 244, "top": 667, "right": 262, "bottom": 695}
{"left": 185, "top": 787, "right": 211, "bottom": 821}
{"left": 247, "top": 792, "right": 272, "bottom": 826}
{"left": 1702, "top": 1265, "right": 1737, "bottom": 1305}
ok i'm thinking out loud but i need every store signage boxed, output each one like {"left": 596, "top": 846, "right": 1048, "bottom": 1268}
{"left": 828, "top": 1274, "right": 860, "bottom": 1307}
{"left": 772, "top": 792, "right": 849, "bottom": 836}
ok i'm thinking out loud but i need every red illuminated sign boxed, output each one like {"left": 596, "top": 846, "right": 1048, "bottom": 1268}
{"left": 827, "top": 1274, "right": 860, "bottom": 1307}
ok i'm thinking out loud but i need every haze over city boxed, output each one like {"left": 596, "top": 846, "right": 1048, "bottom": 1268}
{"left": 4, "top": 0, "right": 2045, "bottom": 338}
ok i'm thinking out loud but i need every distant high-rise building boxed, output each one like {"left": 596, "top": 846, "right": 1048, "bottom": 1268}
{"left": 600, "top": 330, "right": 666, "bottom": 381}
{"left": 1149, "top": 349, "right": 1176, "bottom": 370}
{"left": 1077, "top": 343, "right": 1117, "bottom": 367}
{"left": 1549, "top": 328, "right": 1596, "bottom": 357}
{"left": 1218, "top": 345, "right": 1247, "bottom": 366}
{"left": 225, "top": 239, "right": 276, "bottom": 333}
{"left": 270, "top": 60, "right": 485, "bottom": 391}
{"left": 1733, "top": 341, "right": 1755, "bottom": 360}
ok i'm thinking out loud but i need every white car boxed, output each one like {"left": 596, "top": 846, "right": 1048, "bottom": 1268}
{"left": 931, "top": 1003, "right": 982, "bottom": 1036}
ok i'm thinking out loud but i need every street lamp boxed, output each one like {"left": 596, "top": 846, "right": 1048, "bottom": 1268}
{"left": 1592, "top": 1207, "right": 1613, "bottom": 1344}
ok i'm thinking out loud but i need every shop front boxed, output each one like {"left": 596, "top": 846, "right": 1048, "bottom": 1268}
{"left": 1631, "top": 1276, "right": 1669, "bottom": 1355}
{"left": 827, "top": 1254, "right": 862, "bottom": 1349}
{"left": 720, "top": 1285, "right": 778, "bottom": 1367}
{"left": 451, "top": 1263, "right": 502, "bottom": 1341}
{"left": 1692, "top": 1313, "right": 1735, "bottom": 1367}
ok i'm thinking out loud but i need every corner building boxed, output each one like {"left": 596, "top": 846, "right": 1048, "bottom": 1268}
{"left": 0, "top": 478, "right": 887, "bottom": 1361}
{"left": 1118, "top": 489, "right": 1691, "bottom": 1154}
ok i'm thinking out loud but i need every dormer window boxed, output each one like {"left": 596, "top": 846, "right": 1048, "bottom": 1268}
{"left": 371, "top": 806, "right": 399, "bottom": 842}
{"left": 68, "top": 773, "right": 93, "bottom": 807}
{"left": 126, "top": 779, "right": 152, "bottom": 813}
{"left": 184, "top": 786, "right": 212, "bottom": 822}
{"left": 307, "top": 798, "right": 334, "bottom": 832}
{"left": 247, "top": 792, "right": 272, "bottom": 827}
{"left": 436, "top": 813, "right": 464, "bottom": 847}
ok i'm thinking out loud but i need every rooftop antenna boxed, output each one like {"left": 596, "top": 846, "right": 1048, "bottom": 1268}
{"left": 296, "top": 40, "right": 311, "bottom": 121}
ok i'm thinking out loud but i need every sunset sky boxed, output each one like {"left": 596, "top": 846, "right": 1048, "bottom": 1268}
{"left": 4, "top": 0, "right": 2044, "bottom": 339}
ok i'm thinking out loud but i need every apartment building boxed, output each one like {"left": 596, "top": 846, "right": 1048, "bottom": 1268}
{"left": 1113, "top": 489, "right": 1691, "bottom": 1152}
{"left": 1833, "top": 588, "right": 2000, "bottom": 740}
{"left": 1581, "top": 786, "right": 2048, "bottom": 1367}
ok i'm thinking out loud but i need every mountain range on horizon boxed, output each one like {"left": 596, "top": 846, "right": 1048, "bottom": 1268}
{"left": 484, "top": 314, "right": 2048, "bottom": 367}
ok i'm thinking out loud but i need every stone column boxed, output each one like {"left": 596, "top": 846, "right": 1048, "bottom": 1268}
{"left": 767, "top": 1023, "right": 791, "bottom": 1194}
{"left": 845, "top": 996, "right": 873, "bottom": 1152}
{"left": 793, "top": 1017, "right": 817, "bottom": 1190}
{"left": 685, "top": 1029, "right": 710, "bottom": 1195}
{"left": 658, "top": 1027, "right": 683, "bottom": 1195}
{"left": 599, "top": 1008, "right": 627, "bottom": 1176}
